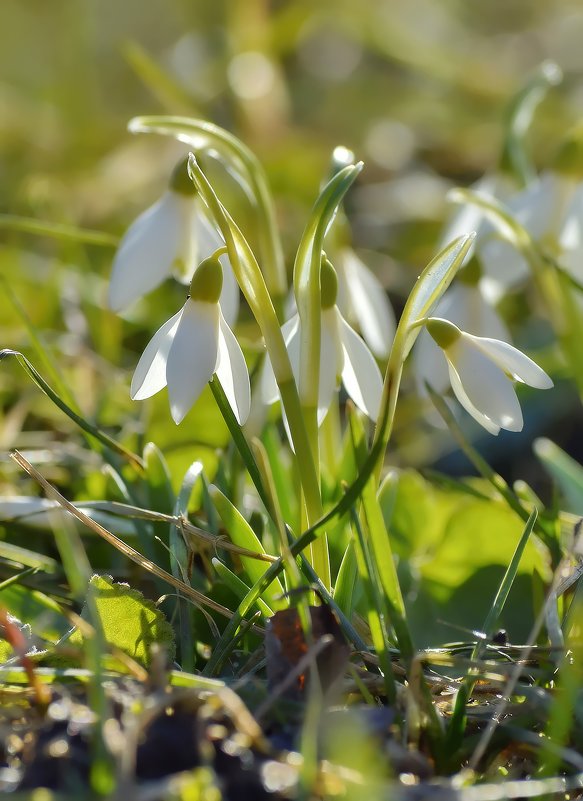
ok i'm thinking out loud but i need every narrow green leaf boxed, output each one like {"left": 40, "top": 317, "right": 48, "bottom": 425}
{"left": 144, "top": 442, "right": 175, "bottom": 514}
{"left": 0, "top": 350, "right": 143, "bottom": 471}
{"left": 535, "top": 438, "right": 583, "bottom": 516}
{"left": 123, "top": 41, "right": 197, "bottom": 113}
{"left": 332, "top": 539, "right": 358, "bottom": 619}
{"left": 501, "top": 61, "right": 562, "bottom": 185}
{"left": 0, "top": 541, "right": 58, "bottom": 573}
{"left": 395, "top": 233, "right": 475, "bottom": 362}
{"left": 209, "top": 377, "right": 273, "bottom": 517}
{"left": 0, "top": 214, "right": 118, "bottom": 246}
{"left": 209, "top": 485, "right": 284, "bottom": 608}
{"left": 448, "top": 188, "right": 532, "bottom": 252}
{"left": 212, "top": 558, "right": 273, "bottom": 619}
{"left": 170, "top": 461, "right": 203, "bottom": 673}
{"left": 349, "top": 408, "right": 410, "bottom": 652}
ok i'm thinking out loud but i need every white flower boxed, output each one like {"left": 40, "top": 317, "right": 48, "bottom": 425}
{"left": 441, "top": 172, "right": 518, "bottom": 252}
{"left": 130, "top": 257, "right": 250, "bottom": 425}
{"left": 262, "top": 259, "right": 383, "bottom": 424}
{"left": 108, "top": 159, "right": 239, "bottom": 323}
{"left": 426, "top": 318, "right": 553, "bottom": 435}
{"left": 414, "top": 282, "right": 511, "bottom": 397}
{"left": 335, "top": 248, "right": 396, "bottom": 359}
{"left": 452, "top": 171, "right": 583, "bottom": 299}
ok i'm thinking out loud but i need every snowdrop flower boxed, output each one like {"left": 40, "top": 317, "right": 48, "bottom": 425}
{"left": 131, "top": 255, "right": 250, "bottom": 425}
{"left": 425, "top": 317, "right": 553, "bottom": 435}
{"left": 262, "top": 257, "right": 383, "bottom": 424}
{"left": 441, "top": 172, "right": 518, "bottom": 253}
{"left": 335, "top": 248, "right": 396, "bottom": 359}
{"left": 109, "top": 157, "right": 239, "bottom": 323}
{"left": 413, "top": 267, "right": 511, "bottom": 397}
{"left": 477, "top": 170, "right": 578, "bottom": 298}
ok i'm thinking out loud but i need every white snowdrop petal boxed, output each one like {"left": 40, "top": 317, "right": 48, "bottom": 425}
{"left": 559, "top": 184, "right": 583, "bottom": 282}
{"left": 448, "top": 339, "right": 524, "bottom": 432}
{"left": 413, "top": 284, "right": 511, "bottom": 399}
{"left": 131, "top": 309, "right": 183, "bottom": 400}
{"left": 478, "top": 238, "right": 530, "bottom": 293}
{"left": 413, "top": 330, "right": 451, "bottom": 396}
{"left": 509, "top": 175, "right": 556, "bottom": 239}
{"left": 441, "top": 174, "right": 504, "bottom": 250}
{"left": 338, "top": 313, "right": 383, "bottom": 422}
{"left": 193, "top": 204, "right": 225, "bottom": 259}
{"left": 341, "top": 249, "right": 396, "bottom": 359}
{"left": 218, "top": 254, "right": 240, "bottom": 327}
{"left": 260, "top": 358, "right": 279, "bottom": 406}
{"left": 260, "top": 315, "right": 300, "bottom": 406}
{"left": 166, "top": 300, "right": 220, "bottom": 424}
{"left": 317, "top": 310, "right": 343, "bottom": 423}
{"left": 471, "top": 336, "right": 553, "bottom": 389}
{"left": 216, "top": 313, "right": 251, "bottom": 424}
{"left": 110, "top": 192, "right": 194, "bottom": 310}
{"left": 447, "top": 360, "right": 502, "bottom": 435}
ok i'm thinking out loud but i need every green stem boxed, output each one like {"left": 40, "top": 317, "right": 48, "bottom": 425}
{"left": 187, "top": 157, "right": 323, "bottom": 542}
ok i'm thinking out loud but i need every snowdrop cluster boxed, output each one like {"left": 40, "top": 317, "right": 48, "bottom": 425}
{"left": 109, "top": 146, "right": 553, "bottom": 441}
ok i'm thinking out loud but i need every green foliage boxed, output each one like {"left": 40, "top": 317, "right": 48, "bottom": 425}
{"left": 384, "top": 470, "right": 551, "bottom": 645}
{"left": 68, "top": 575, "right": 176, "bottom": 668}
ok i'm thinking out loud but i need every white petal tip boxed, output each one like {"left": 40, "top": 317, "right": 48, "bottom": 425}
{"left": 170, "top": 404, "right": 187, "bottom": 425}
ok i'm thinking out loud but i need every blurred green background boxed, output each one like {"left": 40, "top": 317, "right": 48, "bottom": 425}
{"left": 1, "top": 0, "right": 583, "bottom": 495}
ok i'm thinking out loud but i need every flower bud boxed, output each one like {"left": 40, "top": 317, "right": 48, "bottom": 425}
{"left": 189, "top": 256, "right": 223, "bottom": 303}
{"left": 320, "top": 256, "right": 338, "bottom": 309}
{"left": 170, "top": 156, "right": 198, "bottom": 196}
{"left": 426, "top": 318, "right": 462, "bottom": 350}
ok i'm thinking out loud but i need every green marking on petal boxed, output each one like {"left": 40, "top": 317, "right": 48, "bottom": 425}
{"left": 426, "top": 318, "right": 462, "bottom": 350}
{"left": 190, "top": 256, "right": 223, "bottom": 303}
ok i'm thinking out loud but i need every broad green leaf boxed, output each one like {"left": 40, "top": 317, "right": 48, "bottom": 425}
{"left": 388, "top": 470, "right": 551, "bottom": 646}
{"left": 68, "top": 575, "right": 175, "bottom": 667}
{"left": 446, "top": 509, "right": 538, "bottom": 751}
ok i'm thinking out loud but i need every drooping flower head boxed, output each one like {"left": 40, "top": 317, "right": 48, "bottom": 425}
{"left": 262, "top": 257, "right": 383, "bottom": 425}
{"left": 414, "top": 259, "right": 511, "bottom": 398}
{"left": 131, "top": 254, "right": 250, "bottom": 425}
{"left": 425, "top": 317, "right": 553, "bottom": 435}
{"left": 108, "top": 157, "right": 239, "bottom": 323}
